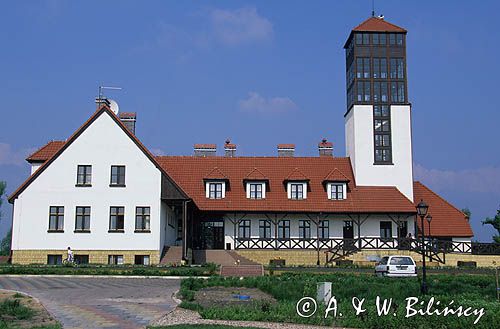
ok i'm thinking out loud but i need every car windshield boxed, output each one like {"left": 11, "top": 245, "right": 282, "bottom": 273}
{"left": 389, "top": 257, "right": 414, "bottom": 265}
{"left": 378, "top": 257, "right": 389, "bottom": 265}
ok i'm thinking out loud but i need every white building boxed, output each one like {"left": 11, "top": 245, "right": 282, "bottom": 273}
{"left": 8, "top": 16, "right": 473, "bottom": 266}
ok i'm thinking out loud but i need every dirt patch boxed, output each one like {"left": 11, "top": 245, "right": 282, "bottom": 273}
{"left": 193, "top": 286, "right": 276, "bottom": 308}
{"left": 0, "top": 289, "right": 59, "bottom": 328}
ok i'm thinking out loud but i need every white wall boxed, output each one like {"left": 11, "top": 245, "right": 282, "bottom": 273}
{"left": 345, "top": 104, "right": 414, "bottom": 201}
{"left": 11, "top": 111, "right": 163, "bottom": 251}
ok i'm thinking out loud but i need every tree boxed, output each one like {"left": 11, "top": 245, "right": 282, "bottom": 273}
{"left": 0, "top": 181, "right": 9, "bottom": 256}
{"left": 482, "top": 208, "right": 500, "bottom": 244}
{"left": 462, "top": 208, "right": 471, "bottom": 219}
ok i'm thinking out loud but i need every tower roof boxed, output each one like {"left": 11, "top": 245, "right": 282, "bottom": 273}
{"left": 344, "top": 16, "right": 406, "bottom": 48}
{"left": 353, "top": 16, "right": 406, "bottom": 33}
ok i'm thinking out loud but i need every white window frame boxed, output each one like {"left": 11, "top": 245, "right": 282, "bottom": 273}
{"left": 205, "top": 181, "right": 226, "bottom": 199}
{"left": 246, "top": 182, "right": 266, "bottom": 199}
{"left": 287, "top": 182, "right": 308, "bottom": 200}
{"left": 327, "top": 183, "right": 347, "bottom": 200}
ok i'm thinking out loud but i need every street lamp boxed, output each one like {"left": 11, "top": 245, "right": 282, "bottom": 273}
{"left": 426, "top": 214, "right": 433, "bottom": 239}
{"left": 416, "top": 199, "right": 429, "bottom": 294}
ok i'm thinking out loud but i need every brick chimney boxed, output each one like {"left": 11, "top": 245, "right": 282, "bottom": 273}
{"left": 119, "top": 112, "right": 137, "bottom": 135}
{"left": 318, "top": 138, "right": 333, "bottom": 157}
{"left": 224, "top": 139, "right": 236, "bottom": 157}
{"left": 194, "top": 144, "right": 217, "bottom": 157}
{"left": 278, "top": 144, "right": 295, "bottom": 157}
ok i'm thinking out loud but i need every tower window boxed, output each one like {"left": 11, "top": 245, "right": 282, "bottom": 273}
{"left": 373, "top": 82, "right": 388, "bottom": 103}
{"left": 390, "top": 58, "right": 405, "bottom": 79}
{"left": 355, "top": 33, "right": 370, "bottom": 45}
{"left": 357, "top": 81, "right": 371, "bottom": 102}
{"left": 390, "top": 82, "right": 406, "bottom": 103}
{"left": 373, "top": 58, "right": 388, "bottom": 79}
{"left": 373, "top": 105, "right": 392, "bottom": 164}
{"left": 373, "top": 33, "right": 386, "bottom": 45}
{"left": 356, "top": 58, "right": 370, "bottom": 79}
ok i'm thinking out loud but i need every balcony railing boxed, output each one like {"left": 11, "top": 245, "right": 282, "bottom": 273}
{"left": 234, "top": 237, "right": 500, "bottom": 255}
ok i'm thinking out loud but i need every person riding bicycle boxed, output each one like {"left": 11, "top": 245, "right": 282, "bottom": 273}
{"left": 67, "top": 247, "right": 74, "bottom": 263}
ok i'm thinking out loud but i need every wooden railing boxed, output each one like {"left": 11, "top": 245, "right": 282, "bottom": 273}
{"left": 234, "top": 237, "right": 500, "bottom": 255}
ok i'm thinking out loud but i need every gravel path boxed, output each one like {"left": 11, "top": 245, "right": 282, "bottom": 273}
{"left": 152, "top": 307, "right": 347, "bottom": 329}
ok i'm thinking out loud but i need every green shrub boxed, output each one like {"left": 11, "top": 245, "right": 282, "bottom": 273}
{"left": 0, "top": 298, "right": 35, "bottom": 320}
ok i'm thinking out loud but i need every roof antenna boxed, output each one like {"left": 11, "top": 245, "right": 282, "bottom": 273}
{"left": 371, "top": 0, "right": 375, "bottom": 17}
{"left": 96, "top": 86, "right": 122, "bottom": 111}
{"left": 97, "top": 86, "right": 122, "bottom": 101}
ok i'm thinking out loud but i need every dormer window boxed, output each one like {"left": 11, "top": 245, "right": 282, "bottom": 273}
{"left": 328, "top": 183, "right": 347, "bottom": 200}
{"left": 287, "top": 182, "right": 307, "bottom": 200}
{"left": 206, "top": 182, "right": 225, "bottom": 199}
{"left": 246, "top": 182, "right": 266, "bottom": 199}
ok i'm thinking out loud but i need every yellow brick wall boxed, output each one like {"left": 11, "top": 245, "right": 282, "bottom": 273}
{"left": 11, "top": 250, "right": 160, "bottom": 265}
{"left": 236, "top": 249, "right": 500, "bottom": 268}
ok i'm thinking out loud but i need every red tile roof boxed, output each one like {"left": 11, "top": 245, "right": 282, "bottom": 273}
{"left": 156, "top": 156, "right": 416, "bottom": 213}
{"left": 277, "top": 144, "right": 295, "bottom": 149}
{"left": 119, "top": 112, "right": 136, "bottom": 119}
{"left": 26, "top": 141, "right": 65, "bottom": 163}
{"left": 353, "top": 17, "right": 406, "bottom": 32}
{"left": 413, "top": 182, "right": 473, "bottom": 237}
{"left": 318, "top": 139, "right": 333, "bottom": 148}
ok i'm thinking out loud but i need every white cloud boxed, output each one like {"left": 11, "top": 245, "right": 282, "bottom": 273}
{"left": 0, "top": 143, "right": 36, "bottom": 166}
{"left": 414, "top": 163, "right": 500, "bottom": 194}
{"left": 238, "top": 92, "right": 298, "bottom": 114}
{"left": 210, "top": 7, "right": 273, "bottom": 45}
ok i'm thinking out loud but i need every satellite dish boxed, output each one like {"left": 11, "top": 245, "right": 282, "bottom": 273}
{"left": 108, "top": 99, "right": 120, "bottom": 114}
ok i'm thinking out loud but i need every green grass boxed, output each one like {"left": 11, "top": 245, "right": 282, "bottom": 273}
{"left": 178, "top": 273, "right": 500, "bottom": 329}
{"left": 0, "top": 299, "right": 35, "bottom": 320}
{"left": 0, "top": 264, "right": 218, "bottom": 276}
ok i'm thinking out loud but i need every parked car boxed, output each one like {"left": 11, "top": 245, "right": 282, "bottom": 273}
{"left": 374, "top": 255, "right": 417, "bottom": 277}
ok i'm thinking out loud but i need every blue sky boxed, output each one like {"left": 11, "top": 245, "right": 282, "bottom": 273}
{"left": 1, "top": 1, "right": 499, "bottom": 241}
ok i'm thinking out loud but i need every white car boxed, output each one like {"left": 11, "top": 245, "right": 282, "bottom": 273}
{"left": 374, "top": 255, "right": 417, "bottom": 277}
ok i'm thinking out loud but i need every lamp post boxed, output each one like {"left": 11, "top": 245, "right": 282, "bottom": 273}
{"left": 416, "top": 199, "right": 429, "bottom": 294}
{"left": 426, "top": 214, "right": 432, "bottom": 239}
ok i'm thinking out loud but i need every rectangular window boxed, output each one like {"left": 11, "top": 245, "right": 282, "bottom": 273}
{"left": 356, "top": 81, "right": 371, "bottom": 102}
{"left": 380, "top": 221, "right": 393, "bottom": 239}
{"left": 74, "top": 255, "right": 89, "bottom": 265}
{"left": 373, "top": 58, "right": 388, "bottom": 79}
{"left": 75, "top": 206, "right": 90, "bottom": 232}
{"left": 390, "top": 58, "right": 404, "bottom": 79}
{"left": 76, "top": 165, "right": 92, "bottom": 186}
{"left": 135, "top": 207, "right": 151, "bottom": 231}
{"left": 238, "top": 220, "right": 251, "bottom": 239}
{"left": 48, "top": 206, "right": 64, "bottom": 232}
{"left": 319, "top": 220, "right": 329, "bottom": 239}
{"left": 134, "top": 255, "right": 150, "bottom": 265}
{"left": 374, "top": 105, "right": 392, "bottom": 164}
{"left": 290, "top": 183, "right": 304, "bottom": 200}
{"left": 379, "top": 33, "right": 386, "bottom": 45}
{"left": 249, "top": 183, "right": 263, "bottom": 199}
{"left": 375, "top": 149, "right": 392, "bottom": 163}
{"left": 209, "top": 183, "right": 223, "bottom": 199}
{"left": 330, "top": 184, "right": 344, "bottom": 200}
{"left": 109, "top": 207, "right": 125, "bottom": 231}
{"left": 259, "top": 220, "right": 271, "bottom": 239}
{"left": 373, "top": 82, "right": 387, "bottom": 103}
{"left": 373, "top": 33, "right": 379, "bottom": 45}
{"left": 356, "top": 57, "right": 370, "bottom": 79}
{"left": 108, "top": 255, "right": 124, "bottom": 265}
{"left": 299, "top": 220, "right": 311, "bottom": 239}
{"left": 396, "top": 34, "right": 404, "bottom": 45}
{"left": 391, "top": 82, "right": 406, "bottom": 103}
{"left": 277, "top": 220, "right": 290, "bottom": 239}
{"left": 389, "top": 33, "right": 396, "bottom": 45}
{"left": 110, "top": 165, "right": 126, "bottom": 186}
{"left": 47, "top": 255, "right": 62, "bottom": 265}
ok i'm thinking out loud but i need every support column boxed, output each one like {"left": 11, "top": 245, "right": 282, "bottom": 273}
{"left": 182, "top": 200, "right": 188, "bottom": 261}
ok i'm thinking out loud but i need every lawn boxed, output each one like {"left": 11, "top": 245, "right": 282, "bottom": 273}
{"left": 178, "top": 272, "right": 500, "bottom": 329}
{"left": 0, "top": 263, "right": 218, "bottom": 276}
{"left": 0, "top": 291, "right": 61, "bottom": 329}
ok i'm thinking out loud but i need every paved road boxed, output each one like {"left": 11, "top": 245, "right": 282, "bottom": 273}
{"left": 0, "top": 276, "right": 180, "bottom": 329}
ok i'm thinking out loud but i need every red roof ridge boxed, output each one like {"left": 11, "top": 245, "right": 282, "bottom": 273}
{"left": 204, "top": 167, "right": 227, "bottom": 180}
{"left": 245, "top": 167, "right": 268, "bottom": 180}
{"left": 284, "top": 167, "right": 309, "bottom": 181}
{"left": 323, "top": 168, "right": 350, "bottom": 182}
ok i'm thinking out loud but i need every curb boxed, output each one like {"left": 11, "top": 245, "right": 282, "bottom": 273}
{"left": 0, "top": 274, "right": 210, "bottom": 279}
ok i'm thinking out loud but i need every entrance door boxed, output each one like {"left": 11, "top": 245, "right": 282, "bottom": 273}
{"left": 343, "top": 220, "right": 355, "bottom": 250}
{"left": 398, "top": 221, "right": 408, "bottom": 238}
{"left": 202, "top": 221, "right": 224, "bottom": 249}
